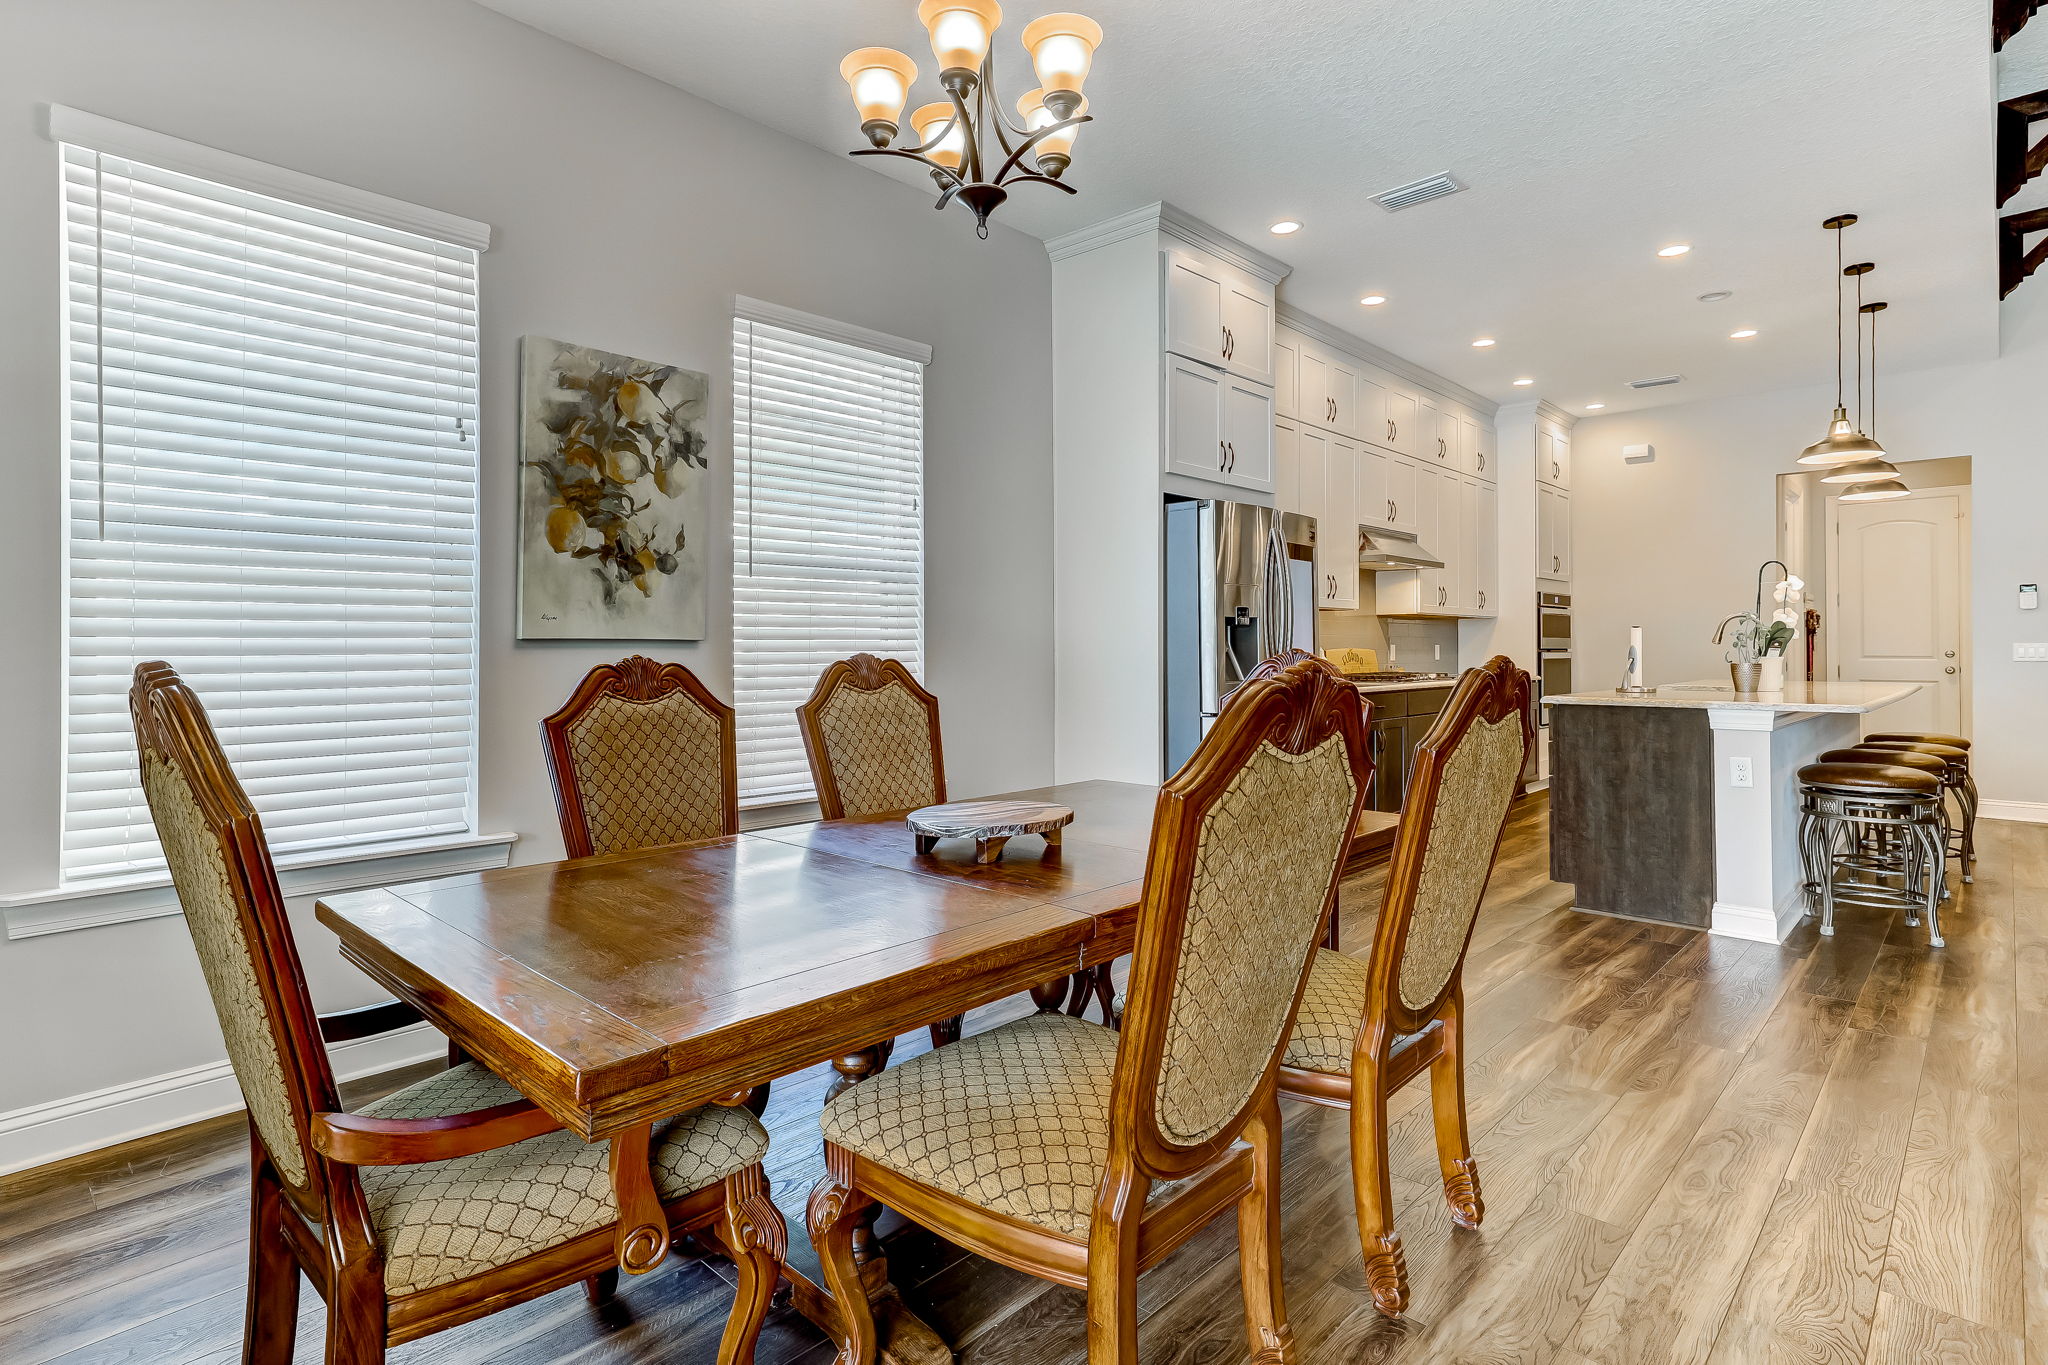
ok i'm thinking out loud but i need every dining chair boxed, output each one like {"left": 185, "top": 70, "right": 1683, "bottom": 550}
{"left": 129, "top": 661, "right": 785, "bottom": 1365}
{"left": 1274, "top": 654, "right": 1533, "bottom": 1318}
{"left": 797, "top": 652, "right": 1098, "bottom": 1038}
{"left": 541, "top": 654, "right": 738, "bottom": 858}
{"left": 807, "top": 659, "right": 1373, "bottom": 1365}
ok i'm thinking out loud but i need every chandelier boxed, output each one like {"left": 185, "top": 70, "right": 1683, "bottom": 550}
{"left": 839, "top": 3, "right": 1102, "bottom": 238}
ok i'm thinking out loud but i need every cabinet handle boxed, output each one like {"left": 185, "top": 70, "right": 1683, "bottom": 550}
{"left": 1219, "top": 441, "right": 1227, "bottom": 470}
{"left": 1226, "top": 441, "right": 1236, "bottom": 472}
{"left": 1478, "top": 451, "right": 1486, "bottom": 470}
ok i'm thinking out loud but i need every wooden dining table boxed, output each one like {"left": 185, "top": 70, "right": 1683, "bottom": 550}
{"left": 315, "top": 779, "right": 1396, "bottom": 1362}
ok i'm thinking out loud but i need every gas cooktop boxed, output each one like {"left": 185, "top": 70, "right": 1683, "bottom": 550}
{"left": 1345, "top": 671, "right": 1457, "bottom": 683}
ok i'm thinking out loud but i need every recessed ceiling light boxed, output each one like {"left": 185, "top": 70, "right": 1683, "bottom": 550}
{"left": 1585, "top": 402, "right": 1606, "bottom": 410}
{"left": 1513, "top": 377, "right": 1535, "bottom": 386}
{"left": 1697, "top": 290, "right": 1733, "bottom": 302}
{"left": 1472, "top": 337, "right": 1496, "bottom": 348}
{"left": 1270, "top": 220, "right": 1302, "bottom": 235}
{"left": 1359, "top": 294, "right": 1387, "bottom": 306}
{"left": 1657, "top": 243, "right": 1692, "bottom": 258}
{"left": 1730, "top": 328, "right": 1759, "bottom": 339}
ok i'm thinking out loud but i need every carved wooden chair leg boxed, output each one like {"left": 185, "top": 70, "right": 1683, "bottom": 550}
{"left": 1083, "top": 1195, "right": 1145, "bottom": 1365}
{"left": 715, "top": 1166, "right": 788, "bottom": 1365}
{"left": 1431, "top": 989, "right": 1483, "bottom": 1229}
{"left": 1235, "top": 1097, "right": 1296, "bottom": 1365}
{"left": 808, "top": 1158, "right": 879, "bottom": 1365}
{"left": 1348, "top": 1060, "right": 1409, "bottom": 1317}
{"left": 927, "top": 1015, "right": 964, "bottom": 1048}
{"left": 243, "top": 1149, "right": 300, "bottom": 1365}
{"left": 582, "top": 1268, "right": 620, "bottom": 1304}
{"left": 323, "top": 1260, "right": 389, "bottom": 1365}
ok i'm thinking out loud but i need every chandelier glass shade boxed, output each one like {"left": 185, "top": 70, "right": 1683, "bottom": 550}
{"left": 839, "top": 5, "right": 1101, "bottom": 237}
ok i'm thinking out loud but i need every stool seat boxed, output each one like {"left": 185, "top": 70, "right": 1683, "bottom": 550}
{"left": 1865, "top": 731, "right": 1969, "bottom": 750}
{"left": 1799, "top": 763, "right": 1941, "bottom": 795}
{"left": 1857, "top": 739, "right": 1966, "bottom": 761}
{"left": 1818, "top": 748, "right": 1948, "bottom": 774}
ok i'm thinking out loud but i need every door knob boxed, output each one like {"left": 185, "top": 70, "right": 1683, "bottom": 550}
{"left": 1944, "top": 665, "right": 1957, "bottom": 675}
{"left": 1944, "top": 650, "right": 1956, "bottom": 658}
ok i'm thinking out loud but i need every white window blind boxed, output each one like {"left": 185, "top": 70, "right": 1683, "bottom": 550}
{"left": 732, "top": 304, "right": 929, "bottom": 807}
{"left": 59, "top": 141, "right": 483, "bottom": 883}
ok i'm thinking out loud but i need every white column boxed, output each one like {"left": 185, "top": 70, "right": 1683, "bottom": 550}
{"left": 1707, "top": 707, "right": 1858, "bottom": 943}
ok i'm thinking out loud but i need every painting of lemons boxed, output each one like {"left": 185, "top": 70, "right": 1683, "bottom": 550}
{"left": 517, "top": 336, "right": 712, "bottom": 639}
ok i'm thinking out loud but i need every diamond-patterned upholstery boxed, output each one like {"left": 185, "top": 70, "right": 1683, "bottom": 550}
{"left": 562, "top": 689, "right": 729, "bottom": 854}
{"left": 1397, "top": 712, "right": 1524, "bottom": 1013}
{"left": 139, "top": 751, "right": 313, "bottom": 1193}
{"left": 1284, "top": 948, "right": 1371, "bottom": 1074}
{"left": 1155, "top": 734, "right": 1359, "bottom": 1146}
{"left": 812, "top": 681, "right": 939, "bottom": 818}
{"left": 356, "top": 1064, "right": 768, "bottom": 1296}
{"left": 819, "top": 1013, "right": 1181, "bottom": 1238}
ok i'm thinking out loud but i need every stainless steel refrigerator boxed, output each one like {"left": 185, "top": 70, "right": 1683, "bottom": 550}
{"left": 1163, "top": 498, "right": 1320, "bottom": 776}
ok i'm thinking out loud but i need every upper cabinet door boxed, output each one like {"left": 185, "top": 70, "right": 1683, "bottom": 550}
{"left": 1463, "top": 416, "right": 1492, "bottom": 480}
{"left": 1537, "top": 426, "right": 1572, "bottom": 489}
{"left": 1320, "top": 438, "right": 1359, "bottom": 609}
{"left": 1325, "top": 355, "right": 1360, "bottom": 437}
{"left": 1221, "top": 277, "right": 1274, "bottom": 386}
{"left": 1386, "top": 455, "right": 1420, "bottom": 536}
{"left": 1164, "top": 353, "right": 1226, "bottom": 482}
{"left": 1354, "top": 441, "right": 1389, "bottom": 528}
{"left": 1162, "top": 251, "right": 1228, "bottom": 370}
{"left": 1354, "top": 371, "right": 1388, "bottom": 448}
{"left": 1469, "top": 478, "right": 1499, "bottom": 614}
{"left": 1221, "top": 373, "right": 1275, "bottom": 492}
{"left": 1384, "top": 387, "right": 1421, "bottom": 457}
{"left": 1552, "top": 431, "right": 1572, "bottom": 489}
{"left": 1272, "top": 418, "right": 1300, "bottom": 513}
{"left": 1423, "top": 399, "right": 1458, "bottom": 466}
{"left": 1297, "top": 347, "right": 1329, "bottom": 430}
{"left": 1272, "top": 333, "right": 1301, "bottom": 420}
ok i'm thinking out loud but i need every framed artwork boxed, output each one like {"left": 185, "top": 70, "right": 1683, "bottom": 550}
{"left": 516, "top": 335, "right": 711, "bottom": 640}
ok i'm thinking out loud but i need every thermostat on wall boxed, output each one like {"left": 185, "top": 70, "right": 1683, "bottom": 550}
{"left": 1622, "top": 443, "right": 1655, "bottom": 464}
{"left": 2023, "top": 583, "right": 2039, "bottom": 610}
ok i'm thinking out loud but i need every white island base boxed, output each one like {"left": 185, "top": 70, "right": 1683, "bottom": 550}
{"left": 1545, "top": 680, "right": 1922, "bottom": 944}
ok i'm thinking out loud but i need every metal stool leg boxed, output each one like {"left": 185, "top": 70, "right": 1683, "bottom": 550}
{"left": 1919, "top": 811, "right": 1946, "bottom": 948}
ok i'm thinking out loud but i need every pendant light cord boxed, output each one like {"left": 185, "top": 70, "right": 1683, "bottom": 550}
{"left": 1869, "top": 306, "right": 1878, "bottom": 439}
{"left": 1853, "top": 269, "right": 1866, "bottom": 431}
{"left": 1833, "top": 225, "right": 1845, "bottom": 409}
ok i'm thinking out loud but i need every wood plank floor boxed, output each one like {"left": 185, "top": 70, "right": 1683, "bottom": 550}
{"left": 3, "top": 796, "right": 2039, "bottom": 1365}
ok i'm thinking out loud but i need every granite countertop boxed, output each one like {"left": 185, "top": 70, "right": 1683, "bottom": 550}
{"left": 1543, "top": 679, "right": 1922, "bottom": 714}
{"left": 1346, "top": 674, "right": 1460, "bottom": 695}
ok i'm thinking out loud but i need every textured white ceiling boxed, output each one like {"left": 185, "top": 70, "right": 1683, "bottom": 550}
{"left": 472, "top": 0, "right": 2001, "bottom": 414}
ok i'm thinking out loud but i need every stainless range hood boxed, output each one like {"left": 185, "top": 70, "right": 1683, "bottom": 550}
{"left": 1357, "top": 526, "right": 1444, "bottom": 570}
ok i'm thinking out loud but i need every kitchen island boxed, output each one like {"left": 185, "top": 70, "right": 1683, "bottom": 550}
{"left": 1544, "top": 680, "right": 1921, "bottom": 943}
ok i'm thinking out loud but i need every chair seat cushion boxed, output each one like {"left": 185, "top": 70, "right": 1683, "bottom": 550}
{"left": 1798, "top": 762, "right": 1940, "bottom": 795}
{"left": 356, "top": 1064, "right": 768, "bottom": 1296}
{"left": 1864, "top": 731, "right": 1969, "bottom": 750}
{"left": 819, "top": 1013, "right": 1179, "bottom": 1238}
{"left": 1283, "top": 948, "right": 1370, "bottom": 1075}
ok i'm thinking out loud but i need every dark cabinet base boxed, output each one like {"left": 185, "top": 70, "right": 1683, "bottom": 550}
{"left": 1548, "top": 704, "right": 1716, "bottom": 928}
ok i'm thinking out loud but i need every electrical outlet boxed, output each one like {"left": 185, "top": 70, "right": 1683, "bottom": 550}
{"left": 1729, "top": 756, "right": 1754, "bottom": 788}
{"left": 1433, "top": 644, "right": 1442, "bottom": 660}
{"left": 2016, "top": 643, "right": 2048, "bottom": 662}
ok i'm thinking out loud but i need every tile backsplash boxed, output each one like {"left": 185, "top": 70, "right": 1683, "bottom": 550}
{"left": 1315, "top": 572, "right": 1460, "bottom": 671}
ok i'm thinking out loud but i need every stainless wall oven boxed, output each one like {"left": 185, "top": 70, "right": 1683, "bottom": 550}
{"left": 1536, "top": 592, "right": 1572, "bottom": 729}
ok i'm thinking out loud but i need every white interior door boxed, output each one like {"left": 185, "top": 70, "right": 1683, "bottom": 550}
{"left": 1829, "top": 488, "right": 1967, "bottom": 735}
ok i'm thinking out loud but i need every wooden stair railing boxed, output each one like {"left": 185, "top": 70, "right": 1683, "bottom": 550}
{"left": 1996, "top": 0, "right": 2045, "bottom": 50}
{"left": 2000, "top": 207, "right": 2048, "bottom": 298}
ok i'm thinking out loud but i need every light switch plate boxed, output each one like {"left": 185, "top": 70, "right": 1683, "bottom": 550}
{"left": 2016, "top": 643, "right": 2048, "bottom": 662}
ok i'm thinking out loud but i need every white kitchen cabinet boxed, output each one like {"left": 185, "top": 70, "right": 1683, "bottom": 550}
{"left": 1319, "top": 435, "right": 1359, "bottom": 609}
{"left": 1385, "top": 455, "right": 1420, "bottom": 536}
{"left": 1420, "top": 398, "right": 1459, "bottom": 468}
{"left": 1221, "top": 373, "right": 1275, "bottom": 491}
{"left": 1295, "top": 342, "right": 1359, "bottom": 437}
{"left": 1384, "top": 386, "right": 1421, "bottom": 457}
{"left": 1464, "top": 415, "right": 1492, "bottom": 480}
{"left": 1162, "top": 250, "right": 1272, "bottom": 385}
{"left": 1464, "top": 476, "right": 1498, "bottom": 614}
{"left": 1538, "top": 426, "right": 1573, "bottom": 489}
{"left": 1538, "top": 483, "right": 1573, "bottom": 580}
{"left": 1354, "top": 440, "right": 1389, "bottom": 528}
{"left": 1426, "top": 462, "right": 1459, "bottom": 612}
{"left": 1272, "top": 417, "right": 1300, "bottom": 511}
{"left": 1272, "top": 334, "right": 1300, "bottom": 420}
{"left": 1375, "top": 462, "right": 1441, "bottom": 615}
{"left": 1354, "top": 370, "right": 1389, "bottom": 450}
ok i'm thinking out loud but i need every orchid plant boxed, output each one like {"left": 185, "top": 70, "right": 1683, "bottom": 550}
{"left": 1714, "top": 561, "right": 1805, "bottom": 662}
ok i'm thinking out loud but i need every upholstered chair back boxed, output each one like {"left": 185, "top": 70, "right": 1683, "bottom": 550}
{"left": 796, "top": 654, "right": 945, "bottom": 820}
{"left": 541, "top": 657, "right": 738, "bottom": 858}
{"left": 129, "top": 662, "right": 338, "bottom": 1218}
{"left": 1111, "top": 662, "right": 1372, "bottom": 1169}
{"left": 1371, "top": 656, "right": 1533, "bottom": 1021}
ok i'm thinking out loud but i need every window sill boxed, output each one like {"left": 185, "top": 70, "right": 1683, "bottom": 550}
{"left": 0, "top": 831, "right": 520, "bottom": 941}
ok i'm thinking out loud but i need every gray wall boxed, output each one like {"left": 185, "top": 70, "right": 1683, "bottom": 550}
{"left": 1570, "top": 287, "right": 2048, "bottom": 809}
{"left": 0, "top": 0, "right": 1054, "bottom": 1113}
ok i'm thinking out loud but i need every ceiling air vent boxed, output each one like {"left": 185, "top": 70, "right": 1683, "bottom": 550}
{"left": 1627, "top": 374, "right": 1686, "bottom": 390}
{"left": 1373, "top": 173, "right": 1463, "bottom": 212}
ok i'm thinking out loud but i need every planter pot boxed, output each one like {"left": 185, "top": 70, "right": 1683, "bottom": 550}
{"left": 1757, "top": 656, "right": 1787, "bottom": 692}
{"left": 1730, "top": 659, "right": 1761, "bottom": 694}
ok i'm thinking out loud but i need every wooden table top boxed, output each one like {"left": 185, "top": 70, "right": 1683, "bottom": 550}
{"left": 316, "top": 779, "right": 1394, "bottom": 1141}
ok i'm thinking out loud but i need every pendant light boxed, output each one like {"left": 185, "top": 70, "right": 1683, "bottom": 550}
{"left": 1798, "top": 215, "right": 1887, "bottom": 466}
{"left": 1837, "top": 299, "right": 1910, "bottom": 499}
{"left": 1822, "top": 276, "right": 1902, "bottom": 485}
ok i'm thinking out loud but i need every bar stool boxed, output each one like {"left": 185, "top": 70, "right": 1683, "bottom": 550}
{"left": 1854, "top": 738, "right": 1976, "bottom": 882}
{"left": 1817, "top": 749, "right": 1955, "bottom": 892}
{"left": 1797, "top": 762, "right": 1947, "bottom": 947}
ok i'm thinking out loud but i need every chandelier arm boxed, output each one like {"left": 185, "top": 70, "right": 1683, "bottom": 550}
{"left": 849, "top": 145, "right": 968, "bottom": 191}
{"left": 989, "top": 114, "right": 1093, "bottom": 184}
{"left": 997, "top": 171, "right": 1080, "bottom": 196}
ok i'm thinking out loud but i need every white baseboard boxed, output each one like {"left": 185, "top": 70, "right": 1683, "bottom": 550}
{"left": 0, "top": 1023, "right": 443, "bottom": 1177}
{"left": 1980, "top": 799, "right": 2048, "bottom": 824}
{"left": 1711, "top": 885, "right": 1807, "bottom": 945}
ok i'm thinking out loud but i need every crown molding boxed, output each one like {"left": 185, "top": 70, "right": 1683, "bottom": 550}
{"left": 1045, "top": 202, "right": 1293, "bottom": 284}
{"left": 1536, "top": 399, "right": 1581, "bottom": 429}
{"left": 1275, "top": 303, "right": 1497, "bottom": 416}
